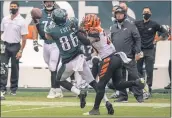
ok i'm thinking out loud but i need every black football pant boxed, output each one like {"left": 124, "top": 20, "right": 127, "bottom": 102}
{"left": 118, "top": 59, "right": 143, "bottom": 99}
{"left": 93, "top": 55, "right": 136, "bottom": 109}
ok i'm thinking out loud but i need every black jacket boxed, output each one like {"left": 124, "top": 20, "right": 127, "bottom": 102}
{"left": 110, "top": 20, "right": 141, "bottom": 59}
{"left": 135, "top": 20, "right": 168, "bottom": 49}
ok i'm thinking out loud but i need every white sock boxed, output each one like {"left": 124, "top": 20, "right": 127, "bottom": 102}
{"left": 71, "top": 86, "right": 80, "bottom": 95}
{"left": 103, "top": 93, "right": 109, "bottom": 104}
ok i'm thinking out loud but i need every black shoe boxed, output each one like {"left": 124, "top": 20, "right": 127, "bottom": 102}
{"left": 114, "top": 97, "right": 128, "bottom": 103}
{"left": 78, "top": 91, "right": 87, "bottom": 108}
{"left": 164, "top": 83, "right": 171, "bottom": 89}
{"left": 83, "top": 108, "right": 100, "bottom": 115}
{"left": 135, "top": 78, "right": 145, "bottom": 89}
{"left": 135, "top": 95, "right": 144, "bottom": 103}
{"left": 105, "top": 101, "right": 114, "bottom": 115}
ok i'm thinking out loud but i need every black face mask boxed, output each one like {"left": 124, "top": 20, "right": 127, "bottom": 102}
{"left": 10, "top": 8, "right": 18, "bottom": 15}
{"left": 143, "top": 13, "right": 151, "bottom": 20}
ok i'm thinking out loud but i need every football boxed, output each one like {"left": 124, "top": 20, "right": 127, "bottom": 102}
{"left": 31, "top": 8, "right": 42, "bottom": 19}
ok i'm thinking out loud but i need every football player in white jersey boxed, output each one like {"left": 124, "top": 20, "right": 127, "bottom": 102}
{"left": 74, "top": 14, "right": 145, "bottom": 115}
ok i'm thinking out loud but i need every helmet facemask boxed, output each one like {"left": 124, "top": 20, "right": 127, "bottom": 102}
{"left": 43, "top": 1, "right": 55, "bottom": 11}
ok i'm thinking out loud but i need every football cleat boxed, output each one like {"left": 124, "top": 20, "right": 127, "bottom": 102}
{"left": 47, "top": 88, "right": 63, "bottom": 98}
{"left": 105, "top": 101, "right": 114, "bottom": 115}
{"left": 78, "top": 91, "right": 87, "bottom": 108}
{"left": 83, "top": 108, "right": 100, "bottom": 115}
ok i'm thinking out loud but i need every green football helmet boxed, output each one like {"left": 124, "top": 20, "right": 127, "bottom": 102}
{"left": 51, "top": 8, "right": 68, "bottom": 26}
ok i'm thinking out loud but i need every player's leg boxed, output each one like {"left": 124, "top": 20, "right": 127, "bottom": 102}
{"left": 125, "top": 60, "right": 144, "bottom": 102}
{"left": 113, "top": 56, "right": 145, "bottom": 103}
{"left": 83, "top": 57, "right": 113, "bottom": 114}
{"left": 57, "top": 58, "right": 87, "bottom": 108}
{"left": 91, "top": 56, "right": 101, "bottom": 79}
{"left": 48, "top": 43, "right": 63, "bottom": 98}
{"left": 110, "top": 66, "right": 127, "bottom": 100}
{"left": 43, "top": 43, "right": 55, "bottom": 98}
{"left": 84, "top": 56, "right": 114, "bottom": 115}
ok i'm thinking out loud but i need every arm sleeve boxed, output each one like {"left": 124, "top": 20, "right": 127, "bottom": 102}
{"left": 131, "top": 24, "right": 141, "bottom": 54}
{"left": 155, "top": 23, "right": 168, "bottom": 38}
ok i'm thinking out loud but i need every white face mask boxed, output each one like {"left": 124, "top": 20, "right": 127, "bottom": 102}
{"left": 44, "top": 2, "right": 54, "bottom": 11}
{"left": 45, "top": 6, "right": 53, "bottom": 10}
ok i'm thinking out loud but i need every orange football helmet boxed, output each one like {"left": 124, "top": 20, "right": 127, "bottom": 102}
{"left": 82, "top": 14, "right": 101, "bottom": 30}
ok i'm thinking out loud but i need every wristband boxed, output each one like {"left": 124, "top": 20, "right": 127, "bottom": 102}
{"left": 19, "top": 50, "right": 23, "bottom": 53}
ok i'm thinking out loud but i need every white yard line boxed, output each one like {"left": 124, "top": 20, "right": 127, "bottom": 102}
{"left": 2, "top": 106, "right": 63, "bottom": 113}
{"left": 1, "top": 101, "right": 170, "bottom": 107}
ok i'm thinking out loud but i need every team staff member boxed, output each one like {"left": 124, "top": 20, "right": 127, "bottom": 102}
{"left": 0, "top": 1, "right": 28, "bottom": 95}
{"left": 110, "top": 7, "right": 144, "bottom": 103}
{"left": 119, "top": 2, "right": 135, "bottom": 23}
{"left": 135, "top": 7, "right": 168, "bottom": 95}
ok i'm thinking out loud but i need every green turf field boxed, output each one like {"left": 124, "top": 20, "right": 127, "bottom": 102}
{"left": 1, "top": 90, "right": 171, "bottom": 117}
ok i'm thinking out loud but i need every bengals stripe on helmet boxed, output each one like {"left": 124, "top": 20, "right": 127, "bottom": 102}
{"left": 83, "top": 14, "right": 101, "bottom": 30}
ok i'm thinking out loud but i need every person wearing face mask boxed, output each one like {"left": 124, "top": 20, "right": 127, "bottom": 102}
{"left": 110, "top": 7, "right": 145, "bottom": 103}
{"left": 0, "top": 1, "right": 28, "bottom": 96}
{"left": 135, "top": 7, "right": 168, "bottom": 97}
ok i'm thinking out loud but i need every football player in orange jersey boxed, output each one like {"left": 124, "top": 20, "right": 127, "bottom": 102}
{"left": 74, "top": 14, "right": 145, "bottom": 115}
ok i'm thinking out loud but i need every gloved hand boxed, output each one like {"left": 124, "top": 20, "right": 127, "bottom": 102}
{"left": 33, "top": 40, "right": 39, "bottom": 52}
{"left": 32, "top": 17, "right": 39, "bottom": 25}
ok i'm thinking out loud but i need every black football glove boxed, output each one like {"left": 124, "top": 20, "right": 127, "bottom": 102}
{"left": 33, "top": 40, "right": 39, "bottom": 52}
